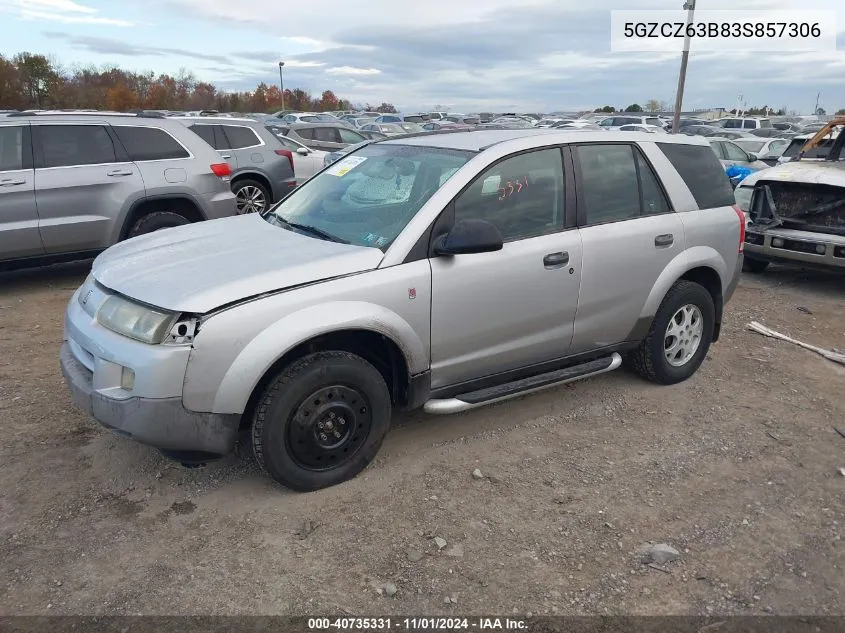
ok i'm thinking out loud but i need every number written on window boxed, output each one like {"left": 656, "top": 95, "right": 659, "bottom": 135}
{"left": 498, "top": 176, "right": 529, "bottom": 200}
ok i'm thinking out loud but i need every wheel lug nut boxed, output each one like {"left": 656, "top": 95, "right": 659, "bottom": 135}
{"left": 319, "top": 433, "right": 328, "bottom": 441}
{"left": 334, "top": 431, "right": 341, "bottom": 438}
{"left": 339, "top": 418, "right": 346, "bottom": 425}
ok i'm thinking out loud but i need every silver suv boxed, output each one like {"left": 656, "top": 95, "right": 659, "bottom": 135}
{"left": 172, "top": 117, "right": 297, "bottom": 213}
{"left": 0, "top": 112, "right": 236, "bottom": 269}
{"left": 60, "top": 130, "right": 745, "bottom": 491}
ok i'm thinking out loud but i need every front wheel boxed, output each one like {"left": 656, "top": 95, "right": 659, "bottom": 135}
{"left": 251, "top": 351, "right": 392, "bottom": 491}
{"left": 626, "top": 280, "right": 715, "bottom": 385}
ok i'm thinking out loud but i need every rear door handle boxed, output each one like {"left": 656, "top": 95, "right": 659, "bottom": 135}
{"left": 221, "top": 154, "right": 232, "bottom": 159}
{"left": 655, "top": 234, "right": 674, "bottom": 248}
{"left": 106, "top": 169, "right": 133, "bottom": 177}
{"left": 543, "top": 251, "right": 569, "bottom": 268}
{"left": 0, "top": 178, "right": 26, "bottom": 186}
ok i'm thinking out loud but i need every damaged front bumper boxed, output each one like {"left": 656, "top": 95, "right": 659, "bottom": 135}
{"left": 745, "top": 180, "right": 845, "bottom": 269}
{"left": 744, "top": 225, "right": 845, "bottom": 269}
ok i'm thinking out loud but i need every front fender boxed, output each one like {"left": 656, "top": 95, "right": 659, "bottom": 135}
{"left": 209, "top": 301, "right": 428, "bottom": 414}
{"left": 640, "top": 245, "right": 728, "bottom": 319}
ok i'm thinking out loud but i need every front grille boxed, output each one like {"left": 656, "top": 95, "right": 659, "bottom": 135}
{"left": 745, "top": 232, "right": 764, "bottom": 246}
{"left": 770, "top": 238, "right": 825, "bottom": 255}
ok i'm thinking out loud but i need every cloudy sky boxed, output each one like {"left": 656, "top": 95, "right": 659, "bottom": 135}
{"left": 1, "top": 0, "right": 844, "bottom": 113}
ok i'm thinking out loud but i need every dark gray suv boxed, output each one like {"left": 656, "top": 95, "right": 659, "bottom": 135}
{"left": 174, "top": 117, "right": 297, "bottom": 213}
{"left": 279, "top": 122, "right": 368, "bottom": 152}
{"left": 0, "top": 112, "right": 237, "bottom": 270}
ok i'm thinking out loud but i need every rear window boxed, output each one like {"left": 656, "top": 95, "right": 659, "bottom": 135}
{"left": 403, "top": 115, "right": 424, "bottom": 123}
{"left": 646, "top": 118, "right": 662, "bottom": 126}
{"left": 657, "top": 142, "right": 735, "bottom": 209}
{"left": 113, "top": 126, "right": 189, "bottom": 161}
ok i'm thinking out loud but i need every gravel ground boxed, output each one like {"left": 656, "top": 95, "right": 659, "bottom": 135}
{"left": 0, "top": 261, "right": 843, "bottom": 616}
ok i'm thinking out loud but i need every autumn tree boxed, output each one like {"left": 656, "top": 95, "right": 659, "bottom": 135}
{"left": 106, "top": 82, "right": 138, "bottom": 111}
{"left": 319, "top": 90, "right": 339, "bottom": 111}
{"left": 14, "top": 53, "right": 60, "bottom": 109}
{"left": 375, "top": 102, "right": 397, "bottom": 113}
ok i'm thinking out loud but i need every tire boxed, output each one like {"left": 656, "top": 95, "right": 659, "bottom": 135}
{"left": 233, "top": 179, "right": 270, "bottom": 214}
{"left": 626, "top": 280, "right": 715, "bottom": 385}
{"left": 251, "top": 351, "right": 392, "bottom": 491}
{"left": 743, "top": 257, "right": 770, "bottom": 274}
{"left": 127, "top": 211, "right": 190, "bottom": 238}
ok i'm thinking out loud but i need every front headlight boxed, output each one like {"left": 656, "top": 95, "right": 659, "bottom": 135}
{"left": 96, "top": 295, "right": 176, "bottom": 345}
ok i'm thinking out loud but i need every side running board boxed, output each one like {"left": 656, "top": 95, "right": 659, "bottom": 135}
{"left": 423, "top": 353, "right": 623, "bottom": 415}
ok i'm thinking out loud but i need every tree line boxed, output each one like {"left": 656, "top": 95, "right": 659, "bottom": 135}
{"left": 0, "top": 52, "right": 398, "bottom": 114}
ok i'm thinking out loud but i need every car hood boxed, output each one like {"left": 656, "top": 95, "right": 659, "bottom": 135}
{"left": 92, "top": 214, "right": 384, "bottom": 313}
{"left": 738, "top": 160, "right": 845, "bottom": 188}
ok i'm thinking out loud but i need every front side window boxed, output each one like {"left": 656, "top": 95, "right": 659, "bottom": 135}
{"left": 724, "top": 142, "right": 749, "bottom": 161}
{"left": 454, "top": 148, "right": 564, "bottom": 241}
{"left": 221, "top": 125, "right": 261, "bottom": 149}
{"left": 39, "top": 125, "right": 116, "bottom": 168}
{"left": 267, "top": 143, "right": 473, "bottom": 250}
{"left": 0, "top": 126, "right": 23, "bottom": 171}
{"left": 338, "top": 128, "right": 365, "bottom": 144}
{"left": 112, "top": 126, "right": 189, "bottom": 161}
{"left": 295, "top": 127, "right": 315, "bottom": 140}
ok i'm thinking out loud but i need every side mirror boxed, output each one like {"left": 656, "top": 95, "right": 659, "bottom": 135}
{"left": 432, "top": 219, "right": 503, "bottom": 256}
{"left": 747, "top": 152, "right": 758, "bottom": 161}
{"left": 296, "top": 147, "right": 310, "bottom": 155}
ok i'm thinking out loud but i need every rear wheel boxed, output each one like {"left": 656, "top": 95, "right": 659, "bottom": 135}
{"left": 127, "top": 211, "right": 190, "bottom": 238}
{"left": 626, "top": 280, "right": 715, "bottom": 385}
{"left": 233, "top": 179, "right": 270, "bottom": 214}
{"left": 251, "top": 351, "right": 391, "bottom": 491}
{"left": 743, "top": 257, "right": 770, "bottom": 273}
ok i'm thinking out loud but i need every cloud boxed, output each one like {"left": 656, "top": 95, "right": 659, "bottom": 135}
{"left": 43, "top": 32, "right": 233, "bottom": 64}
{"left": 1, "top": 0, "right": 133, "bottom": 26}
{"left": 325, "top": 66, "right": 380, "bottom": 76}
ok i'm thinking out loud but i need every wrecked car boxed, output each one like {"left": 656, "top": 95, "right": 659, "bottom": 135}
{"left": 735, "top": 117, "right": 845, "bottom": 273}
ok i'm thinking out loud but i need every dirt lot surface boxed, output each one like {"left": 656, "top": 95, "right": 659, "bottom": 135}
{"left": 1, "top": 262, "right": 843, "bottom": 617}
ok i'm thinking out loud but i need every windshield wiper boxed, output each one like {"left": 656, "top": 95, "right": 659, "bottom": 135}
{"left": 273, "top": 215, "right": 349, "bottom": 244}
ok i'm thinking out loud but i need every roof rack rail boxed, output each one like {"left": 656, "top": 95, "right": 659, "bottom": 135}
{"left": 7, "top": 110, "right": 144, "bottom": 118}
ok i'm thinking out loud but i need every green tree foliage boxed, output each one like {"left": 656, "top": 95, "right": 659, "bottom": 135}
{"left": 624, "top": 103, "right": 643, "bottom": 112}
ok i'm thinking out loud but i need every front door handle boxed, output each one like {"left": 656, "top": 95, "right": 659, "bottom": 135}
{"left": 0, "top": 178, "right": 26, "bottom": 186}
{"left": 106, "top": 169, "right": 133, "bottom": 177}
{"left": 655, "top": 233, "right": 674, "bottom": 248}
{"left": 543, "top": 251, "right": 569, "bottom": 268}
{"left": 221, "top": 155, "right": 232, "bottom": 159}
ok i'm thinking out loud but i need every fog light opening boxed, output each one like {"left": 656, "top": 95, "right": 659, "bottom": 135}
{"left": 815, "top": 244, "right": 825, "bottom": 254}
{"left": 772, "top": 238, "right": 784, "bottom": 248}
{"left": 121, "top": 367, "right": 135, "bottom": 390}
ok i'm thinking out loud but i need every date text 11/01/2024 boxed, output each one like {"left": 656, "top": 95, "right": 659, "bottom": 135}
{"left": 307, "top": 617, "right": 528, "bottom": 630}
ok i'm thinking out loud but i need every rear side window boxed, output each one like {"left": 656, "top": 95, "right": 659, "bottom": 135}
{"left": 657, "top": 142, "right": 735, "bottom": 209}
{"left": 296, "top": 128, "right": 315, "bottom": 140}
{"left": 38, "top": 125, "right": 116, "bottom": 168}
{"left": 0, "top": 126, "right": 23, "bottom": 171}
{"left": 722, "top": 119, "right": 740, "bottom": 128}
{"left": 221, "top": 125, "right": 261, "bottom": 149}
{"left": 646, "top": 118, "right": 662, "bottom": 126}
{"left": 743, "top": 120, "right": 755, "bottom": 129}
{"left": 576, "top": 144, "right": 670, "bottom": 224}
{"left": 112, "top": 126, "right": 189, "bottom": 161}
{"left": 759, "top": 119, "right": 772, "bottom": 128}
{"left": 189, "top": 124, "right": 217, "bottom": 148}
{"left": 314, "top": 128, "right": 339, "bottom": 143}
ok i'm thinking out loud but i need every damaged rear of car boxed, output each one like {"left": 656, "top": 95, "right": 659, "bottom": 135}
{"left": 737, "top": 117, "right": 845, "bottom": 273}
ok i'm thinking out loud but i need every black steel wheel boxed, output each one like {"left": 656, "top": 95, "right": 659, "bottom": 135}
{"left": 251, "top": 351, "right": 391, "bottom": 491}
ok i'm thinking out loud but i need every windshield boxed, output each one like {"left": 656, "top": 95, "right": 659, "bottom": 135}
{"left": 734, "top": 140, "right": 766, "bottom": 153}
{"left": 266, "top": 143, "right": 474, "bottom": 250}
{"left": 781, "top": 136, "right": 833, "bottom": 159}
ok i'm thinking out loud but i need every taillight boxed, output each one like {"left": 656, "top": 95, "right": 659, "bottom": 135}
{"left": 732, "top": 205, "right": 745, "bottom": 253}
{"left": 210, "top": 163, "right": 231, "bottom": 178}
{"left": 275, "top": 149, "right": 295, "bottom": 171}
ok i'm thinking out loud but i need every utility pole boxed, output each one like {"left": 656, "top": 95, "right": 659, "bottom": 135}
{"left": 278, "top": 61, "right": 285, "bottom": 112}
{"left": 814, "top": 91, "right": 820, "bottom": 117}
{"left": 671, "top": 0, "right": 696, "bottom": 133}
